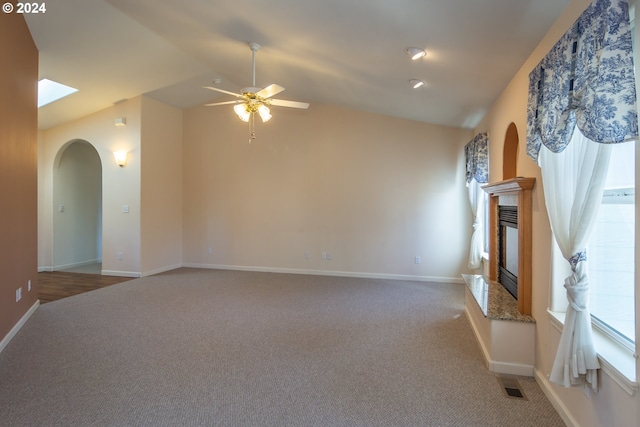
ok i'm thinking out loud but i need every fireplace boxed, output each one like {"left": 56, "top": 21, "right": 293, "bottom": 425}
{"left": 498, "top": 205, "right": 518, "bottom": 299}
{"left": 483, "top": 177, "right": 535, "bottom": 315}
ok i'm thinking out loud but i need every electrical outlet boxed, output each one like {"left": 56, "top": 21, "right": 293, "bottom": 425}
{"left": 304, "top": 251, "right": 310, "bottom": 259}
{"left": 117, "top": 251, "right": 124, "bottom": 260}
{"left": 415, "top": 256, "right": 421, "bottom": 264}
{"left": 16, "top": 287, "right": 22, "bottom": 302}
{"left": 326, "top": 252, "right": 332, "bottom": 260}
{"left": 207, "top": 247, "right": 213, "bottom": 255}
{"left": 322, "top": 252, "right": 327, "bottom": 260}
{"left": 27, "top": 279, "right": 31, "bottom": 292}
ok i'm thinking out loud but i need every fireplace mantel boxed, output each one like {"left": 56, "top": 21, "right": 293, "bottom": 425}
{"left": 483, "top": 177, "right": 535, "bottom": 315}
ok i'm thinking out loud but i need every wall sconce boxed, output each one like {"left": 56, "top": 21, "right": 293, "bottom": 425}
{"left": 114, "top": 117, "right": 127, "bottom": 126}
{"left": 114, "top": 151, "right": 127, "bottom": 167}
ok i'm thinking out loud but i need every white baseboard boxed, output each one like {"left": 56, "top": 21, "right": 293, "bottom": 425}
{"left": 39, "top": 259, "right": 102, "bottom": 272}
{"left": 490, "top": 360, "right": 534, "bottom": 377}
{"left": 53, "top": 259, "right": 100, "bottom": 271}
{"left": 141, "top": 264, "right": 182, "bottom": 277}
{"left": 101, "top": 270, "right": 141, "bottom": 278}
{"left": 534, "top": 368, "right": 579, "bottom": 427}
{"left": 182, "top": 263, "right": 464, "bottom": 284}
{"left": 0, "top": 301, "right": 39, "bottom": 354}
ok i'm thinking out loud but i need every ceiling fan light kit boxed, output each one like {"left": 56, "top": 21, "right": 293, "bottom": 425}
{"left": 204, "top": 42, "right": 309, "bottom": 142}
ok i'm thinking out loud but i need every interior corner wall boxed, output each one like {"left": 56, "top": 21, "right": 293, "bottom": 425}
{"left": 182, "top": 103, "right": 472, "bottom": 281}
{"left": 140, "top": 96, "right": 183, "bottom": 276}
{"left": 0, "top": 13, "right": 38, "bottom": 341}
{"left": 475, "top": 0, "right": 640, "bottom": 426}
{"left": 40, "top": 98, "right": 143, "bottom": 277}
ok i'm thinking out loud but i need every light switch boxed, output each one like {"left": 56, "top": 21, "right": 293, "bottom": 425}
{"left": 58, "top": 204, "right": 64, "bottom": 212}
{"left": 122, "top": 205, "right": 129, "bottom": 213}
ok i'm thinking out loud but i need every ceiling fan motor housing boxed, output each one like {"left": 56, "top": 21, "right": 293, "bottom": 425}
{"left": 241, "top": 87, "right": 262, "bottom": 95}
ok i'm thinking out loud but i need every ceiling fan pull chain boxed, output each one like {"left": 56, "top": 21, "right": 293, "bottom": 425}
{"left": 249, "top": 114, "right": 256, "bottom": 143}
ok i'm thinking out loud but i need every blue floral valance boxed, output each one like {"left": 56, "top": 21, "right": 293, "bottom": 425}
{"left": 465, "top": 132, "right": 489, "bottom": 184}
{"left": 526, "top": 0, "right": 638, "bottom": 161}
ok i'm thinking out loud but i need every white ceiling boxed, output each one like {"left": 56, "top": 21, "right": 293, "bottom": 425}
{"left": 25, "top": 0, "right": 570, "bottom": 130}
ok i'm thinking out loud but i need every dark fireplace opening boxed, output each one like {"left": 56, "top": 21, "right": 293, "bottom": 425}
{"left": 498, "top": 205, "right": 518, "bottom": 299}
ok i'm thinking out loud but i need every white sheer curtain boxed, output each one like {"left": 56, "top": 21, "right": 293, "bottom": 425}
{"left": 467, "top": 179, "right": 485, "bottom": 270}
{"left": 540, "top": 128, "right": 612, "bottom": 390}
{"left": 465, "top": 132, "right": 488, "bottom": 270}
{"left": 527, "top": 0, "right": 638, "bottom": 390}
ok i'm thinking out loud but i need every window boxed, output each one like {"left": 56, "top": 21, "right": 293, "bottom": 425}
{"left": 538, "top": 0, "right": 639, "bottom": 389}
{"left": 587, "top": 142, "right": 635, "bottom": 349}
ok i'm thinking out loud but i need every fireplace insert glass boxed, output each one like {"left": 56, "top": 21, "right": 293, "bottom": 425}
{"left": 498, "top": 205, "right": 518, "bottom": 299}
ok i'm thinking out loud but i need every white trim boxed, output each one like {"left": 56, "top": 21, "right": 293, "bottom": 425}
{"left": 548, "top": 310, "right": 638, "bottom": 396}
{"left": 182, "top": 263, "right": 465, "bottom": 284}
{"left": 141, "top": 264, "right": 182, "bottom": 277}
{"left": 534, "top": 368, "right": 581, "bottom": 427}
{"left": 101, "top": 270, "right": 141, "bottom": 278}
{"left": 38, "top": 266, "right": 52, "bottom": 272}
{"left": 52, "top": 259, "right": 100, "bottom": 271}
{"left": 489, "top": 360, "right": 534, "bottom": 377}
{"left": 0, "top": 301, "right": 39, "bottom": 354}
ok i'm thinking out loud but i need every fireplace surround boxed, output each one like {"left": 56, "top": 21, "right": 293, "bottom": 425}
{"left": 483, "top": 177, "right": 535, "bottom": 315}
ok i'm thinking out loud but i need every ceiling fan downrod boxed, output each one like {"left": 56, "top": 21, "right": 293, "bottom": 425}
{"left": 249, "top": 42, "right": 261, "bottom": 88}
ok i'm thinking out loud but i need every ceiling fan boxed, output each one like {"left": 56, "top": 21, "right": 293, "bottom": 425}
{"left": 204, "top": 42, "right": 310, "bottom": 141}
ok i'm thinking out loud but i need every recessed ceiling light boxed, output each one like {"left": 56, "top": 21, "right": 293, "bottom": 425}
{"left": 38, "top": 79, "right": 78, "bottom": 108}
{"left": 406, "top": 47, "right": 426, "bottom": 60}
{"left": 409, "top": 79, "right": 425, "bottom": 89}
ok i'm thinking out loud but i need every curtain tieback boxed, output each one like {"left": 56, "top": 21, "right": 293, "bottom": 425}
{"left": 568, "top": 250, "right": 587, "bottom": 271}
{"left": 564, "top": 270, "right": 589, "bottom": 312}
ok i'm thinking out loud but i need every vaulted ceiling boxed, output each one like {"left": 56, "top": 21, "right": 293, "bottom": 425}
{"left": 25, "top": 0, "right": 570, "bottom": 130}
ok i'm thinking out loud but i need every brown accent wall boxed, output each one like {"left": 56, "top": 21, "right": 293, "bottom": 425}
{"left": 0, "top": 11, "right": 38, "bottom": 340}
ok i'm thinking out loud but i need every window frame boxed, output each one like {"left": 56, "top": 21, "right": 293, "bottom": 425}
{"left": 589, "top": 187, "right": 635, "bottom": 351}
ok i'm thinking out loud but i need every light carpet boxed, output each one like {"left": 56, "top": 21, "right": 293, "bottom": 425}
{"left": 0, "top": 268, "right": 564, "bottom": 426}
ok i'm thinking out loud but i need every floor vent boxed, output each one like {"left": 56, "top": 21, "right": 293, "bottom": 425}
{"left": 496, "top": 375, "right": 528, "bottom": 400}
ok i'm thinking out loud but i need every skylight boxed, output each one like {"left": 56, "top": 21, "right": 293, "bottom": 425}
{"left": 38, "top": 79, "right": 78, "bottom": 108}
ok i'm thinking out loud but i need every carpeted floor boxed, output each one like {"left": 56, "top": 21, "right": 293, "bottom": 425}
{"left": 0, "top": 268, "right": 565, "bottom": 426}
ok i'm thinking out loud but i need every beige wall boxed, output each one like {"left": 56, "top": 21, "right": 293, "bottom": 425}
{"left": 476, "top": 0, "right": 640, "bottom": 425}
{"left": 38, "top": 91, "right": 471, "bottom": 283}
{"left": 39, "top": 98, "right": 143, "bottom": 276}
{"left": 140, "top": 96, "right": 183, "bottom": 275}
{"left": 183, "top": 103, "right": 472, "bottom": 280}
{"left": 0, "top": 12, "right": 38, "bottom": 342}
{"left": 39, "top": 96, "right": 183, "bottom": 277}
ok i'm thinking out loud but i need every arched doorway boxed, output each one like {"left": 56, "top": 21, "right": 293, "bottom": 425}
{"left": 52, "top": 140, "right": 103, "bottom": 273}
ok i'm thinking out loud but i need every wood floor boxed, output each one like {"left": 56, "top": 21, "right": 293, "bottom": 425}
{"left": 37, "top": 271, "right": 134, "bottom": 304}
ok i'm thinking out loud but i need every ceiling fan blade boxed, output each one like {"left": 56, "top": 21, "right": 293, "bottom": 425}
{"left": 270, "top": 98, "right": 310, "bottom": 109}
{"left": 203, "top": 86, "right": 243, "bottom": 98}
{"left": 257, "top": 84, "right": 285, "bottom": 99}
{"left": 204, "top": 100, "right": 242, "bottom": 107}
